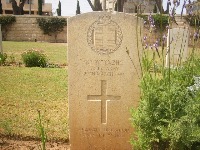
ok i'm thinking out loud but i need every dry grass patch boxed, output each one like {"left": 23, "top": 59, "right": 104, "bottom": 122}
{"left": 0, "top": 66, "right": 68, "bottom": 140}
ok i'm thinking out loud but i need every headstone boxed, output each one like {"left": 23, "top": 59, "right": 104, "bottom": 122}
{"left": 68, "top": 12, "right": 143, "bottom": 150}
{"left": 0, "top": 24, "right": 2, "bottom": 53}
{"left": 166, "top": 27, "right": 189, "bottom": 67}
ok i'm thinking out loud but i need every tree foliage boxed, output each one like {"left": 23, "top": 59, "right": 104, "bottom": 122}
{"left": 57, "top": 1, "right": 61, "bottom": 16}
{"left": 76, "top": 0, "right": 80, "bottom": 15}
{"left": 38, "top": 0, "right": 42, "bottom": 15}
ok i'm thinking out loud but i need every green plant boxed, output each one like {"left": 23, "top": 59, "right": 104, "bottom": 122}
{"left": 153, "top": 14, "right": 169, "bottom": 30}
{"left": 21, "top": 49, "right": 48, "bottom": 67}
{"left": 37, "top": 17, "right": 67, "bottom": 42}
{"left": 0, "top": 53, "right": 7, "bottom": 66}
{"left": 131, "top": 56, "right": 200, "bottom": 150}
{"left": 0, "top": 16, "right": 16, "bottom": 40}
{"left": 0, "top": 16, "right": 16, "bottom": 27}
{"left": 37, "top": 110, "right": 47, "bottom": 150}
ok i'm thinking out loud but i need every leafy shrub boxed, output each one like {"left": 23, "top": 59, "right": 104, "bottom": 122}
{"left": 21, "top": 50, "right": 48, "bottom": 67}
{"left": 0, "top": 16, "right": 16, "bottom": 40}
{"left": 153, "top": 14, "right": 169, "bottom": 30}
{"left": 0, "top": 53, "right": 7, "bottom": 66}
{"left": 131, "top": 57, "right": 200, "bottom": 150}
{"left": 36, "top": 17, "right": 67, "bottom": 42}
{"left": 0, "top": 16, "right": 16, "bottom": 27}
{"left": 137, "top": 14, "right": 169, "bottom": 31}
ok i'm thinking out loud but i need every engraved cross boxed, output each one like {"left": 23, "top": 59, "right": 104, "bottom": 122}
{"left": 87, "top": 80, "right": 121, "bottom": 124}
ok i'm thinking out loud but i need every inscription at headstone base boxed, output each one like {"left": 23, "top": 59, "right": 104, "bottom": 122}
{"left": 166, "top": 27, "right": 189, "bottom": 67}
{"left": 68, "top": 12, "right": 143, "bottom": 150}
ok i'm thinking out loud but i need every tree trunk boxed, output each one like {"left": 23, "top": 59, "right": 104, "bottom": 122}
{"left": 116, "top": 0, "right": 125, "bottom": 12}
{"left": 155, "top": 0, "right": 164, "bottom": 13}
{"left": 94, "top": 0, "right": 102, "bottom": 11}
{"left": 0, "top": 0, "right": 3, "bottom": 14}
{"left": 19, "top": 0, "right": 26, "bottom": 15}
{"left": 165, "top": 2, "right": 169, "bottom": 14}
{"left": 102, "top": 0, "right": 106, "bottom": 11}
{"left": 76, "top": 0, "right": 80, "bottom": 15}
{"left": 11, "top": 0, "right": 26, "bottom": 15}
{"left": 87, "top": 0, "right": 95, "bottom": 11}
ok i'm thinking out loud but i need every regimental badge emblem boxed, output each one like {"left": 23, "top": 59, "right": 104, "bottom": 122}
{"left": 87, "top": 15, "right": 123, "bottom": 55}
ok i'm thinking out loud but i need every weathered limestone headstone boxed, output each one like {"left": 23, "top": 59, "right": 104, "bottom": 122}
{"left": 0, "top": 24, "right": 2, "bottom": 53}
{"left": 166, "top": 27, "right": 189, "bottom": 67}
{"left": 68, "top": 12, "right": 143, "bottom": 150}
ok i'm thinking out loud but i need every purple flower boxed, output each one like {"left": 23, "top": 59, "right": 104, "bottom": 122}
{"left": 155, "top": 40, "right": 159, "bottom": 44}
{"left": 145, "top": 44, "right": 148, "bottom": 49}
{"left": 194, "top": 32, "right": 199, "bottom": 41}
{"left": 153, "top": 40, "right": 160, "bottom": 57}
{"left": 143, "top": 35, "right": 147, "bottom": 41}
{"left": 163, "top": 34, "right": 167, "bottom": 41}
{"left": 189, "top": 11, "right": 193, "bottom": 15}
{"left": 153, "top": 43, "right": 158, "bottom": 49}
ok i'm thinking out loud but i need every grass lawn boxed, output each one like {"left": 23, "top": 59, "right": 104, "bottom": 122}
{"left": 2, "top": 41, "right": 67, "bottom": 65}
{"left": 0, "top": 42, "right": 68, "bottom": 141}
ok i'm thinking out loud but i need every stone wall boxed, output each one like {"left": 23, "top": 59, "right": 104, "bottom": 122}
{"left": 4, "top": 15, "right": 67, "bottom": 43}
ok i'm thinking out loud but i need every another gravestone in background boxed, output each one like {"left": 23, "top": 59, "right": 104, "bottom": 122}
{"left": 166, "top": 27, "right": 189, "bottom": 67}
{"left": 68, "top": 12, "right": 143, "bottom": 150}
{"left": 0, "top": 24, "right": 2, "bottom": 53}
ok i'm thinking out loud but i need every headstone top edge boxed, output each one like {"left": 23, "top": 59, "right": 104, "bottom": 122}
{"left": 68, "top": 12, "right": 140, "bottom": 21}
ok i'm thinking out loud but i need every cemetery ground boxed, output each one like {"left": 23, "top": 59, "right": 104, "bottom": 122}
{"left": 0, "top": 41, "right": 199, "bottom": 149}
{"left": 0, "top": 41, "right": 69, "bottom": 149}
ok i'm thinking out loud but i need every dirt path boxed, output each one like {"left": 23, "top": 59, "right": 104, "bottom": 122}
{"left": 0, "top": 138, "right": 70, "bottom": 150}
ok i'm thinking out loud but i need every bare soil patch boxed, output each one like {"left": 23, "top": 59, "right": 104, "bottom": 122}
{"left": 0, "top": 137, "right": 70, "bottom": 150}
